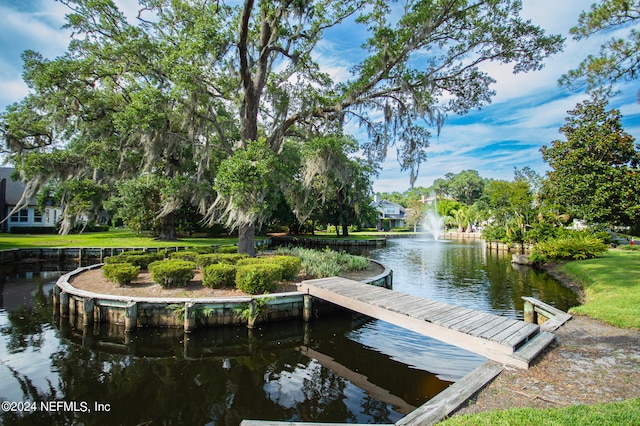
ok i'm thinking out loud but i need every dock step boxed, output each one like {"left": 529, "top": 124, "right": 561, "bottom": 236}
{"left": 512, "top": 331, "right": 556, "bottom": 367}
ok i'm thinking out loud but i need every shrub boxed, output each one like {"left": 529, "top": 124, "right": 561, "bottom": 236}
{"left": 102, "top": 263, "right": 140, "bottom": 286}
{"left": 236, "top": 255, "right": 301, "bottom": 280}
{"left": 169, "top": 251, "right": 199, "bottom": 262}
{"left": 193, "top": 246, "right": 217, "bottom": 254}
{"left": 104, "top": 255, "right": 129, "bottom": 265}
{"left": 218, "top": 253, "right": 251, "bottom": 264}
{"left": 196, "top": 254, "right": 221, "bottom": 268}
{"left": 235, "top": 263, "right": 283, "bottom": 294}
{"left": 236, "top": 258, "right": 269, "bottom": 267}
{"left": 218, "top": 245, "right": 239, "bottom": 254}
{"left": 148, "top": 259, "right": 196, "bottom": 288}
{"left": 270, "top": 255, "right": 302, "bottom": 280}
{"left": 530, "top": 233, "right": 608, "bottom": 263}
{"left": 202, "top": 263, "right": 237, "bottom": 288}
{"left": 124, "top": 253, "right": 164, "bottom": 269}
{"left": 104, "top": 252, "right": 163, "bottom": 269}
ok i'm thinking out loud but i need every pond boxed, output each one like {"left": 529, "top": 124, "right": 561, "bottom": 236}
{"left": 0, "top": 238, "right": 579, "bottom": 425}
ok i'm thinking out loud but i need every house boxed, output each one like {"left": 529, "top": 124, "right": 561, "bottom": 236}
{"left": 371, "top": 196, "right": 406, "bottom": 229}
{"left": 0, "top": 167, "right": 61, "bottom": 232}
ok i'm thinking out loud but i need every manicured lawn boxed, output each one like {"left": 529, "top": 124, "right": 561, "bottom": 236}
{"left": 562, "top": 249, "right": 640, "bottom": 329}
{"left": 0, "top": 229, "right": 244, "bottom": 250}
{"left": 438, "top": 398, "right": 640, "bottom": 425}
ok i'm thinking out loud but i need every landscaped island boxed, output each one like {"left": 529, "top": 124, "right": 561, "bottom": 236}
{"left": 55, "top": 246, "right": 390, "bottom": 331}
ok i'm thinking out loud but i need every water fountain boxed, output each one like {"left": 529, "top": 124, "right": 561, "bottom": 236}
{"left": 422, "top": 200, "right": 445, "bottom": 240}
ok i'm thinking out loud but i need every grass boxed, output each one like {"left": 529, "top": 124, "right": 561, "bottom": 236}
{"left": 0, "top": 229, "right": 245, "bottom": 250}
{"left": 561, "top": 249, "right": 640, "bottom": 329}
{"left": 438, "top": 398, "right": 640, "bottom": 425}
{"left": 439, "top": 248, "right": 640, "bottom": 425}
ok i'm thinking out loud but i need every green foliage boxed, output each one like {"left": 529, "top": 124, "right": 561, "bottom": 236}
{"left": 218, "top": 253, "right": 251, "bottom": 264}
{"left": 104, "top": 176, "right": 162, "bottom": 234}
{"left": 214, "top": 140, "right": 285, "bottom": 230}
{"left": 234, "top": 296, "right": 274, "bottom": 327}
{"left": 271, "top": 255, "right": 302, "bottom": 280}
{"left": 101, "top": 263, "right": 140, "bottom": 286}
{"left": 560, "top": 0, "right": 640, "bottom": 96}
{"left": 236, "top": 255, "right": 302, "bottom": 281}
{"left": 1, "top": 0, "right": 563, "bottom": 253}
{"left": 104, "top": 251, "right": 164, "bottom": 269}
{"left": 195, "top": 253, "right": 251, "bottom": 268}
{"left": 541, "top": 96, "right": 640, "bottom": 227}
{"left": 235, "top": 264, "right": 283, "bottom": 295}
{"left": 195, "top": 254, "right": 221, "bottom": 268}
{"left": 298, "top": 135, "right": 379, "bottom": 237}
{"left": 529, "top": 232, "right": 608, "bottom": 263}
{"left": 192, "top": 246, "right": 217, "bottom": 254}
{"left": 218, "top": 245, "right": 239, "bottom": 254}
{"left": 148, "top": 260, "right": 195, "bottom": 288}
{"left": 169, "top": 251, "right": 199, "bottom": 262}
{"left": 275, "top": 247, "right": 369, "bottom": 278}
{"left": 439, "top": 397, "right": 640, "bottom": 426}
{"left": 432, "top": 170, "right": 487, "bottom": 205}
{"left": 202, "top": 264, "right": 237, "bottom": 289}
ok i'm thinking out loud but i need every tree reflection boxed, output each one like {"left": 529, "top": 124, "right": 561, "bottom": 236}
{"left": 0, "top": 283, "right": 51, "bottom": 353}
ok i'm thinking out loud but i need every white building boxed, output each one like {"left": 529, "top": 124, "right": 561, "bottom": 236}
{"left": 0, "top": 168, "right": 62, "bottom": 232}
{"left": 371, "top": 196, "right": 406, "bottom": 229}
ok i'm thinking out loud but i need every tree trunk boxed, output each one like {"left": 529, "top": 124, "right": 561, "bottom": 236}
{"left": 158, "top": 212, "right": 177, "bottom": 241}
{"left": 342, "top": 223, "right": 349, "bottom": 237}
{"left": 238, "top": 222, "right": 256, "bottom": 256}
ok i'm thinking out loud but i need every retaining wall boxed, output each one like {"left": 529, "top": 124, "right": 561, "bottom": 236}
{"left": 54, "top": 259, "right": 392, "bottom": 332}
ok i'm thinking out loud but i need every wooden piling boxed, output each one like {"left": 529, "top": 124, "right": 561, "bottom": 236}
{"left": 303, "top": 294, "right": 312, "bottom": 322}
{"left": 124, "top": 301, "right": 137, "bottom": 331}
{"left": 83, "top": 297, "right": 95, "bottom": 327}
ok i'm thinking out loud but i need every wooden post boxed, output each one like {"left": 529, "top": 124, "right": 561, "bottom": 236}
{"left": 303, "top": 294, "right": 312, "bottom": 322}
{"left": 52, "top": 285, "right": 60, "bottom": 306}
{"left": 125, "top": 301, "right": 137, "bottom": 331}
{"left": 60, "top": 291, "right": 69, "bottom": 317}
{"left": 184, "top": 302, "right": 196, "bottom": 332}
{"left": 83, "top": 297, "right": 95, "bottom": 327}
{"left": 523, "top": 299, "right": 537, "bottom": 324}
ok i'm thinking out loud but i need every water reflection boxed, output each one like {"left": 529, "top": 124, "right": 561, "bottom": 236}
{"left": 369, "top": 239, "right": 579, "bottom": 317}
{"left": 1, "top": 280, "right": 443, "bottom": 425}
{"left": 0, "top": 239, "right": 580, "bottom": 425}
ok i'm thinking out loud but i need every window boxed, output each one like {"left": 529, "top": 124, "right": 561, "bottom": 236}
{"left": 33, "top": 210, "right": 43, "bottom": 223}
{"left": 10, "top": 208, "right": 29, "bottom": 223}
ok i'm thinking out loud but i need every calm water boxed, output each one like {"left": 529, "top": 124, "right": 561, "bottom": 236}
{"left": 0, "top": 239, "right": 579, "bottom": 425}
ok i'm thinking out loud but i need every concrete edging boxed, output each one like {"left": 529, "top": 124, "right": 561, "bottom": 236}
{"left": 54, "top": 258, "right": 393, "bottom": 331}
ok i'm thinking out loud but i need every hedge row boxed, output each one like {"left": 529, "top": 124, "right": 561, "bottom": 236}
{"left": 201, "top": 255, "right": 301, "bottom": 294}
{"left": 104, "top": 251, "right": 165, "bottom": 269}
{"left": 102, "top": 252, "right": 300, "bottom": 293}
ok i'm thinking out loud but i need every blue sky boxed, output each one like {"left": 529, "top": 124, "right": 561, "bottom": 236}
{"left": 1, "top": 0, "right": 639, "bottom": 193}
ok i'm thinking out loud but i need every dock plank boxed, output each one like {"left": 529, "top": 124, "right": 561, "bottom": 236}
{"left": 437, "top": 309, "right": 482, "bottom": 328}
{"left": 299, "top": 277, "right": 551, "bottom": 369}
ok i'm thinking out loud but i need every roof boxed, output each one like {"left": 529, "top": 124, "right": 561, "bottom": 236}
{"left": 0, "top": 167, "right": 34, "bottom": 206}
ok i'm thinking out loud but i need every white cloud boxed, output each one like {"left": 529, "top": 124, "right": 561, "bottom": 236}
{"left": 0, "top": 78, "right": 29, "bottom": 108}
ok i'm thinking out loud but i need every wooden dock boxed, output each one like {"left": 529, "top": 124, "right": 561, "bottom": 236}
{"left": 298, "top": 277, "right": 556, "bottom": 369}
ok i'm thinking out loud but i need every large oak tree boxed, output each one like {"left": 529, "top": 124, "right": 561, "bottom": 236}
{"left": 2, "top": 0, "right": 563, "bottom": 254}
